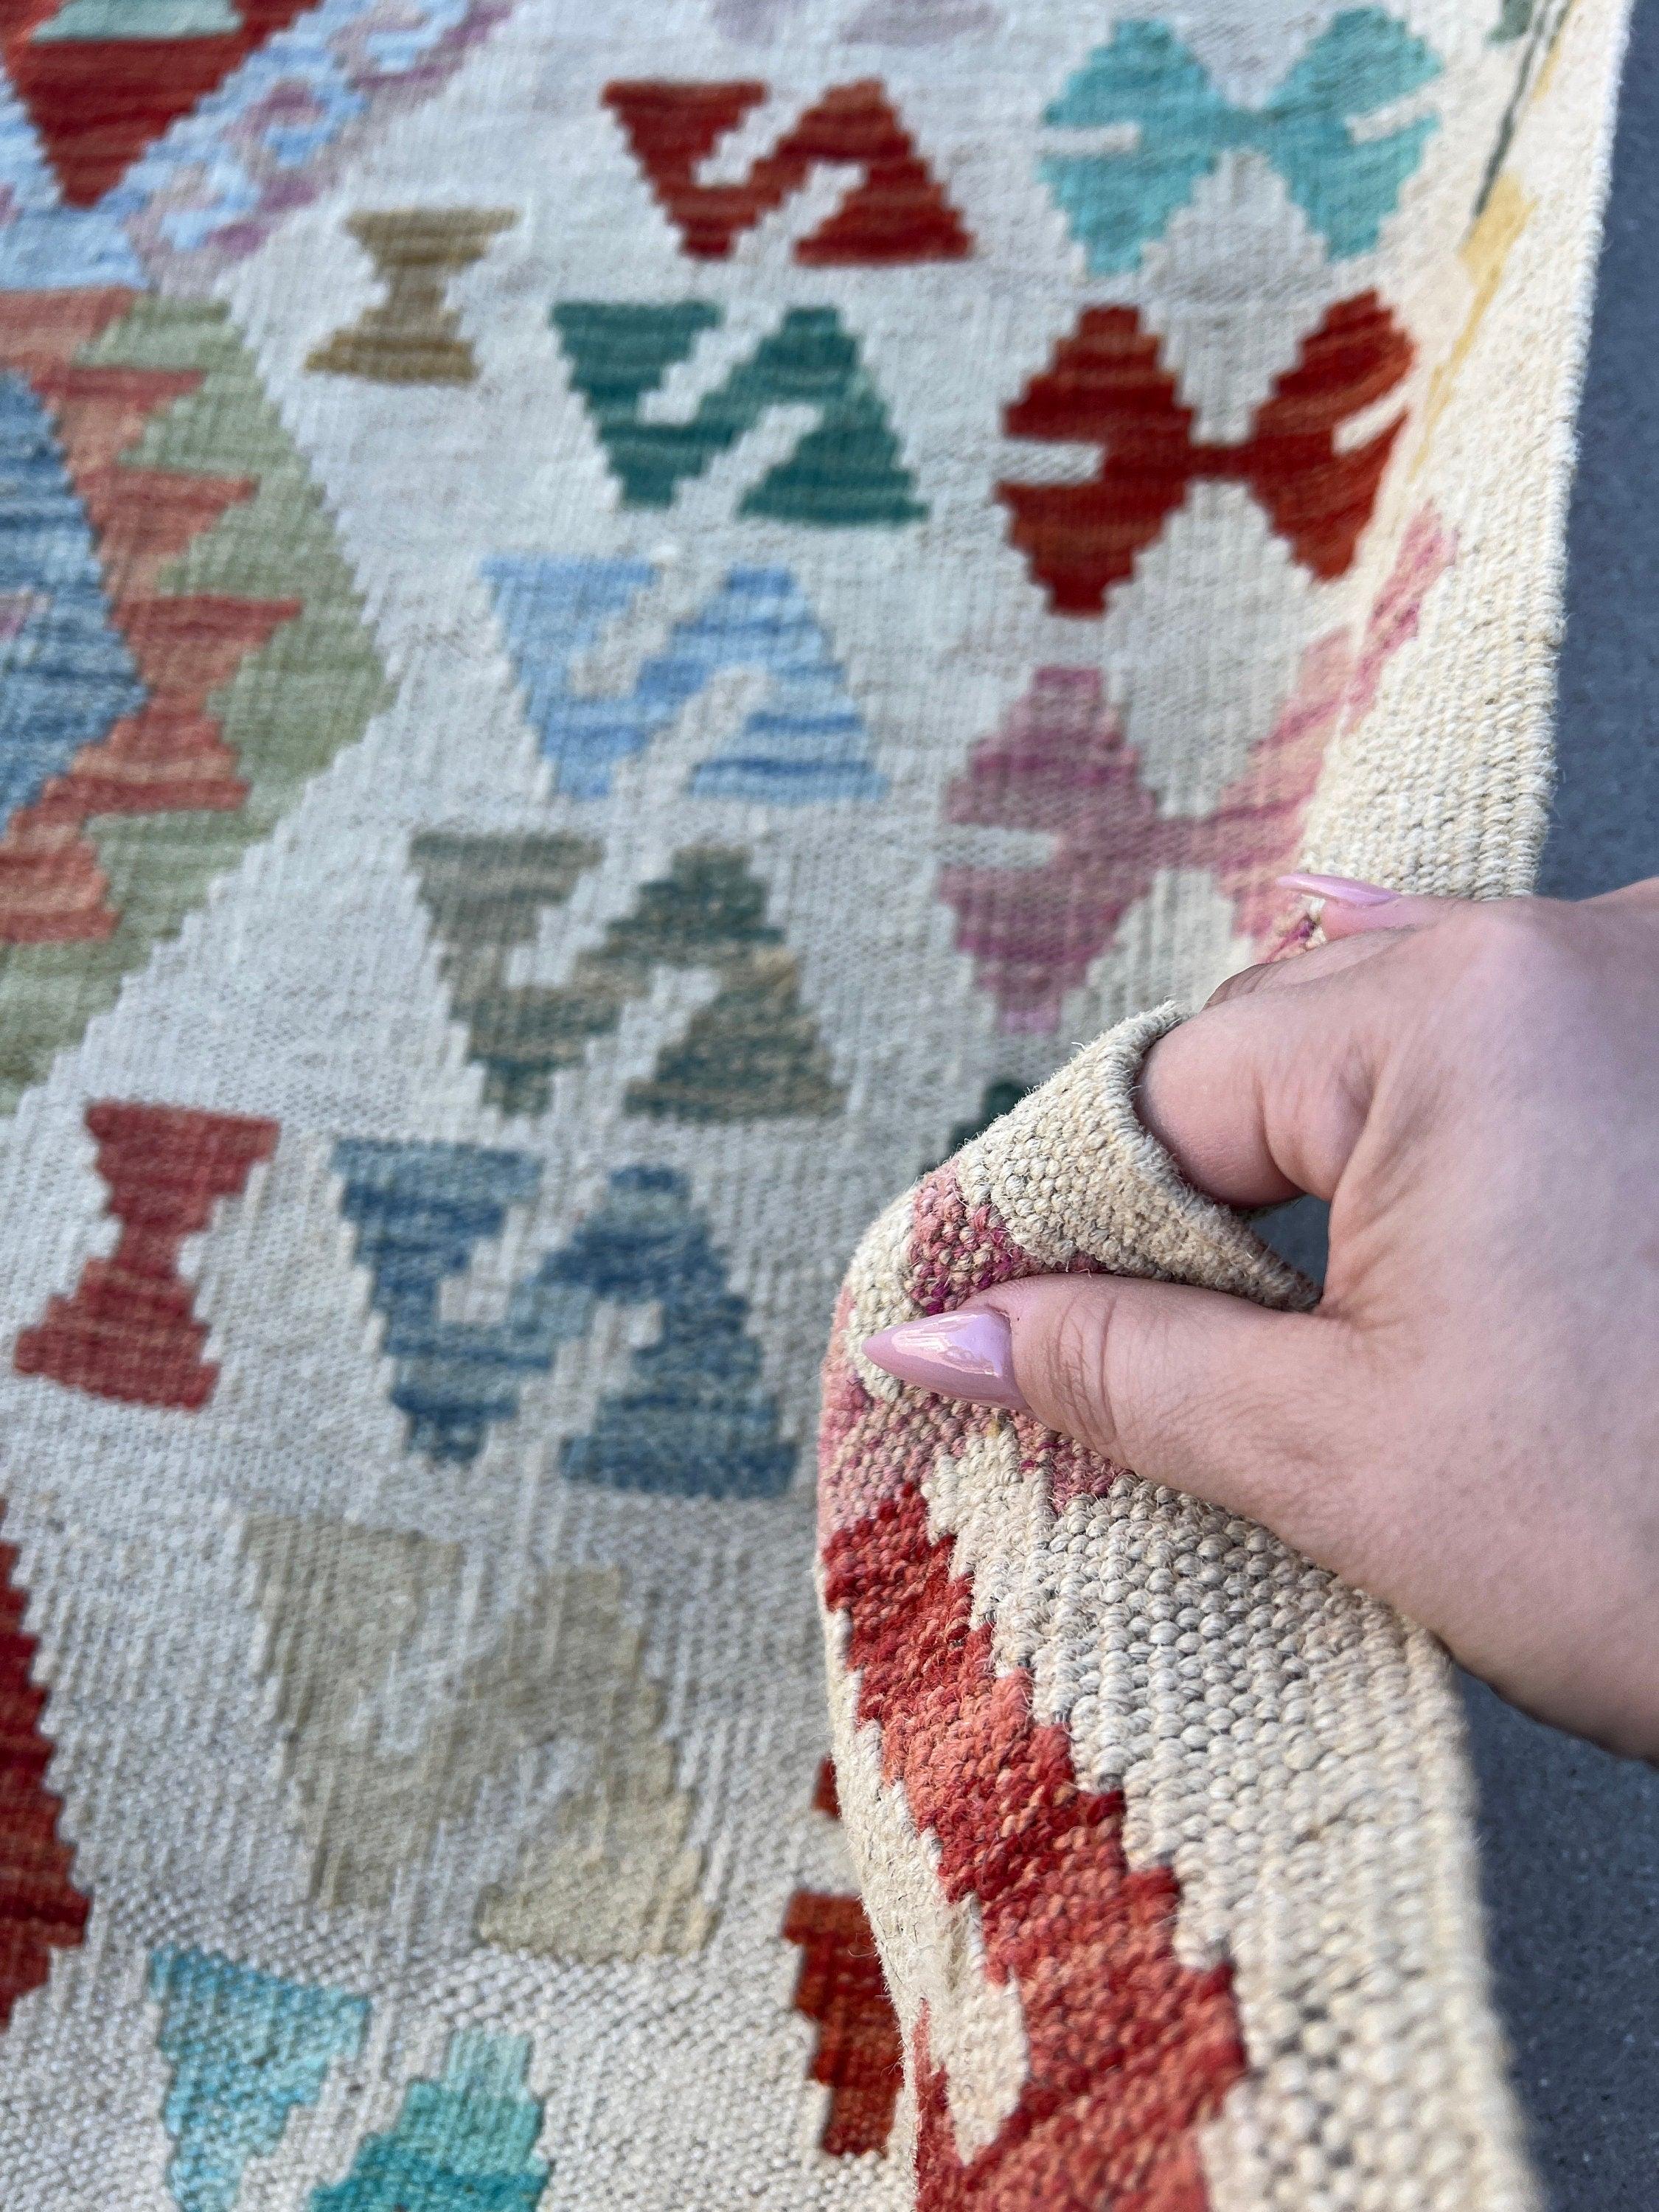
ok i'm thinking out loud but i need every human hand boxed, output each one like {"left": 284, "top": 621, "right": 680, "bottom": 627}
{"left": 865, "top": 877, "right": 1659, "bottom": 1760}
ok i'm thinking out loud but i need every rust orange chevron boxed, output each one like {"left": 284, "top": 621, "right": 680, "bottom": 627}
{"left": 820, "top": 1163, "right": 1248, "bottom": 2207}
{"left": 0, "top": 1512, "right": 88, "bottom": 2031}
{"left": 0, "top": 293, "right": 299, "bottom": 945}
{"left": 819, "top": 1465, "right": 1243, "bottom": 2206}
{"left": 605, "top": 78, "right": 973, "bottom": 262}
{"left": 782, "top": 1759, "right": 902, "bottom": 2158}
{"left": 784, "top": 1890, "right": 903, "bottom": 2157}
{"left": 0, "top": 289, "right": 389, "bottom": 1114}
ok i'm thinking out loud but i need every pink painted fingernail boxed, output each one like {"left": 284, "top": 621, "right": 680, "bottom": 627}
{"left": 1275, "top": 872, "right": 1399, "bottom": 908}
{"left": 863, "top": 1310, "right": 1028, "bottom": 1411}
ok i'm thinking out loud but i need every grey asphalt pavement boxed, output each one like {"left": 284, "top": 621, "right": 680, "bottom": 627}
{"left": 1261, "top": 10, "right": 1659, "bottom": 2197}
{"left": 1471, "top": 3, "right": 1659, "bottom": 2196}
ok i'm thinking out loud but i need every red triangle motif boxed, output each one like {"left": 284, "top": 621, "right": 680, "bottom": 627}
{"left": 13, "top": 1102, "right": 279, "bottom": 1409}
{"left": 0, "top": 1513, "right": 88, "bottom": 2030}
{"left": 0, "top": 0, "right": 313, "bottom": 208}
{"left": 782, "top": 1891, "right": 902, "bottom": 2156}
{"left": 604, "top": 77, "right": 973, "bottom": 262}
{"left": 0, "top": 307, "right": 303, "bottom": 945}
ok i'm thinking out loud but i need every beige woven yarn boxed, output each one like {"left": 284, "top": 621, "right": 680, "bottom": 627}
{"left": 818, "top": 4, "right": 1631, "bottom": 2208}
{"left": 0, "top": 0, "right": 1631, "bottom": 2206}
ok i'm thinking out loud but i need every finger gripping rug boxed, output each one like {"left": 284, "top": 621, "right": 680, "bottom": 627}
{"left": 0, "top": 2, "right": 1628, "bottom": 2208}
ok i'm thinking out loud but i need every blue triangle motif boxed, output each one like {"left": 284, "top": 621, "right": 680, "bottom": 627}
{"left": 333, "top": 1145, "right": 795, "bottom": 1492}
{"left": 0, "top": 369, "right": 146, "bottom": 831}
{"left": 481, "top": 554, "right": 884, "bottom": 802}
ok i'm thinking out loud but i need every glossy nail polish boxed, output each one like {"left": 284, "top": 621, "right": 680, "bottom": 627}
{"left": 862, "top": 1310, "right": 1029, "bottom": 1411}
{"left": 1274, "top": 872, "right": 1399, "bottom": 907}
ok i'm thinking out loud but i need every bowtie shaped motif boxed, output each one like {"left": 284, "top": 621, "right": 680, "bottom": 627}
{"left": 14, "top": 1100, "right": 278, "bottom": 1409}
{"left": 941, "top": 504, "right": 1453, "bottom": 1029}
{"left": 1040, "top": 10, "right": 1441, "bottom": 272}
{"left": 997, "top": 290, "right": 1413, "bottom": 616}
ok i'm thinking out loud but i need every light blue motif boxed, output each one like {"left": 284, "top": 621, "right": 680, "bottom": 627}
{"left": 0, "top": 372, "right": 147, "bottom": 830}
{"left": 149, "top": 1947, "right": 369, "bottom": 2212}
{"left": 0, "top": 78, "right": 145, "bottom": 287}
{"left": 480, "top": 554, "right": 653, "bottom": 796}
{"left": 483, "top": 556, "right": 884, "bottom": 802}
{"left": 1040, "top": 10, "right": 1441, "bottom": 270}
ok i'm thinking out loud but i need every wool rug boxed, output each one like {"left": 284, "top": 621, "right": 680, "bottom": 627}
{"left": 0, "top": 1, "right": 1629, "bottom": 2207}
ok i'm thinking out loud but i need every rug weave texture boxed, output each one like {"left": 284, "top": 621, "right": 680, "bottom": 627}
{"left": 0, "top": 1, "right": 1628, "bottom": 2207}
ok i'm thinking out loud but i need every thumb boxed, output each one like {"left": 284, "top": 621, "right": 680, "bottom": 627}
{"left": 865, "top": 1276, "right": 1360, "bottom": 1545}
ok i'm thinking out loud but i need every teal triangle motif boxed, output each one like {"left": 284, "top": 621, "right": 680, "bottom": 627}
{"left": 310, "top": 2031, "right": 549, "bottom": 2212}
{"left": 33, "top": 0, "right": 241, "bottom": 38}
{"left": 551, "top": 300, "right": 925, "bottom": 526}
{"left": 149, "top": 1947, "right": 369, "bottom": 2212}
{"left": 1039, "top": 11, "right": 1441, "bottom": 268}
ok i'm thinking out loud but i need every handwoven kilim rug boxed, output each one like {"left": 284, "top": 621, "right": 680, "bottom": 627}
{"left": 0, "top": 1, "right": 1630, "bottom": 2206}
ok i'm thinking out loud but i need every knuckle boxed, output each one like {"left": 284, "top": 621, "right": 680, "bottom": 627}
{"left": 1204, "top": 961, "right": 1276, "bottom": 1009}
{"left": 1255, "top": 1338, "right": 1385, "bottom": 1553}
{"left": 1430, "top": 897, "right": 1579, "bottom": 1011}
{"left": 1032, "top": 1285, "right": 1119, "bottom": 1455}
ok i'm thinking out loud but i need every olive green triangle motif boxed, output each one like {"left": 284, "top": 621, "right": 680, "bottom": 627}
{"left": 409, "top": 833, "right": 844, "bottom": 1120}
{"left": 0, "top": 296, "right": 389, "bottom": 1113}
